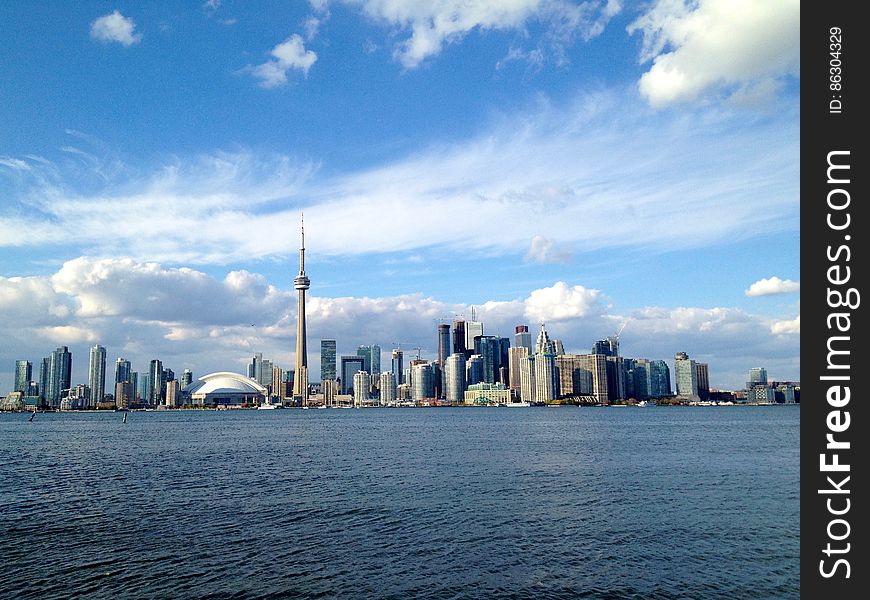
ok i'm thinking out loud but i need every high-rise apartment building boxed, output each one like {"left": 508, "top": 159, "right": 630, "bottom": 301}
{"left": 353, "top": 371, "right": 370, "bottom": 407}
{"left": 379, "top": 372, "right": 396, "bottom": 405}
{"left": 675, "top": 352, "right": 699, "bottom": 400}
{"left": 749, "top": 367, "right": 768, "bottom": 385}
{"left": 649, "top": 360, "right": 671, "bottom": 397}
{"left": 88, "top": 344, "right": 107, "bottom": 407}
{"left": 181, "top": 369, "right": 193, "bottom": 389}
{"left": 444, "top": 353, "right": 466, "bottom": 404}
{"left": 695, "top": 363, "right": 710, "bottom": 401}
{"left": 148, "top": 359, "right": 165, "bottom": 405}
{"left": 555, "top": 353, "right": 608, "bottom": 403}
{"left": 14, "top": 360, "right": 31, "bottom": 393}
{"left": 321, "top": 339, "right": 337, "bottom": 381}
{"left": 47, "top": 346, "right": 72, "bottom": 408}
{"left": 465, "top": 320, "right": 483, "bottom": 353}
{"left": 115, "top": 358, "right": 132, "bottom": 385}
{"left": 411, "top": 363, "right": 433, "bottom": 401}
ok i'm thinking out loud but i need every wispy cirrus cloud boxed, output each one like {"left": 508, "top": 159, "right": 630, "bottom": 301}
{"left": 0, "top": 91, "right": 798, "bottom": 265}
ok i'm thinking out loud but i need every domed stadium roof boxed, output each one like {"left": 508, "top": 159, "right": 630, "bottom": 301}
{"left": 184, "top": 372, "right": 267, "bottom": 395}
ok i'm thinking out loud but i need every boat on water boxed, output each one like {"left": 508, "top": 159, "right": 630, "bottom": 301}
{"left": 257, "top": 402, "right": 281, "bottom": 410}
{"left": 506, "top": 401, "right": 531, "bottom": 407}
{"left": 636, "top": 400, "right": 657, "bottom": 407}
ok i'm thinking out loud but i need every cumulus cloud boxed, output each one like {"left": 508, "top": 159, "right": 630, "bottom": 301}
{"left": 0, "top": 258, "right": 799, "bottom": 393}
{"left": 770, "top": 315, "right": 799, "bottom": 335}
{"left": 341, "top": 0, "right": 621, "bottom": 69}
{"left": 627, "top": 0, "right": 799, "bottom": 107}
{"left": 90, "top": 10, "right": 142, "bottom": 46}
{"left": 745, "top": 276, "right": 800, "bottom": 297}
{"left": 247, "top": 35, "right": 318, "bottom": 87}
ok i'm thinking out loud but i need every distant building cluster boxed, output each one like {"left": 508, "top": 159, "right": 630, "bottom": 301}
{"left": 1, "top": 221, "right": 798, "bottom": 411}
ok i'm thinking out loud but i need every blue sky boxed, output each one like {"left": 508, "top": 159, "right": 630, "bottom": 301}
{"left": 0, "top": 0, "right": 800, "bottom": 391}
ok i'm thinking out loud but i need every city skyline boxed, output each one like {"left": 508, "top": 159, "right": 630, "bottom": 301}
{"left": 0, "top": 1, "right": 799, "bottom": 392}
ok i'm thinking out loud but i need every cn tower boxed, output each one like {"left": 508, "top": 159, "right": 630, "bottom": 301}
{"left": 293, "top": 214, "right": 310, "bottom": 402}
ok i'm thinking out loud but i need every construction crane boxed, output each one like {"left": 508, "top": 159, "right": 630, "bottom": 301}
{"left": 392, "top": 343, "right": 422, "bottom": 360}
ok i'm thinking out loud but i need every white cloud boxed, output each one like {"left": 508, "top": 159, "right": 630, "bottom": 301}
{"left": 90, "top": 10, "right": 142, "bottom": 47}
{"left": 248, "top": 35, "right": 318, "bottom": 87}
{"left": 0, "top": 91, "right": 798, "bottom": 265}
{"left": 525, "top": 235, "right": 571, "bottom": 264}
{"left": 771, "top": 315, "right": 799, "bottom": 335}
{"left": 341, "top": 0, "right": 620, "bottom": 69}
{"left": 745, "top": 276, "right": 800, "bottom": 297}
{"left": 0, "top": 156, "right": 31, "bottom": 171}
{"left": 0, "top": 259, "right": 799, "bottom": 393}
{"left": 627, "top": 0, "right": 799, "bottom": 107}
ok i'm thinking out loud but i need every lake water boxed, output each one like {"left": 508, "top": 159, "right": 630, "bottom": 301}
{"left": 0, "top": 406, "right": 799, "bottom": 599}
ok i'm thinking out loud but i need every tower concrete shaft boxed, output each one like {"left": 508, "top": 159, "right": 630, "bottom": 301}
{"left": 293, "top": 214, "right": 310, "bottom": 401}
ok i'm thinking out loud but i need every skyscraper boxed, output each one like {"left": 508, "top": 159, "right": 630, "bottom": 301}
{"left": 14, "top": 360, "right": 31, "bottom": 393}
{"left": 675, "top": 352, "right": 699, "bottom": 400}
{"left": 515, "top": 325, "right": 532, "bottom": 353}
{"left": 115, "top": 358, "right": 132, "bottom": 385}
{"left": 465, "top": 320, "right": 483, "bottom": 353}
{"left": 321, "top": 339, "right": 337, "bottom": 381}
{"left": 411, "top": 363, "right": 434, "bottom": 401}
{"left": 88, "top": 344, "right": 107, "bottom": 408}
{"left": 444, "top": 353, "right": 466, "bottom": 404}
{"left": 379, "top": 371, "right": 396, "bottom": 405}
{"left": 148, "top": 359, "right": 164, "bottom": 405}
{"left": 293, "top": 214, "right": 310, "bottom": 402}
{"left": 452, "top": 320, "right": 466, "bottom": 355}
{"left": 353, "top": 371, "right": 370, "bottom": 407}
{"left": 181, "top": 369, "right": 193, "bottom": 389}
{"left": 340, "top": 356, "right": 365, "bottom": 395}
{"left": 695, "top": 363, "right": 710, "bottom": 401}
{"left": 391, "top": 349, "right": 404, "bottom": 385}
{"left": 649, "top": 360, "right": 672, "bottom": 397}
{"left": 47, "top": 346, "right": 72, "bottom": 408}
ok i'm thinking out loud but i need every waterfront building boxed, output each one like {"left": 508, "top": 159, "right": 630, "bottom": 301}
{"left": 271, "top": 366, "right": 284, "bottom": 401}
{"left": 340, "top": 356, "right": 365, "bottom": 395}
{"left": 148, "top": 359, "right": 165, "bottom": 406}
{"left": 749, "top": 367, "right": 768, "bottom": 385}
{"left": 675, "top": 352, "right": 699, "bottom": 401}
{"left": 47, "top": 346, "right": 72, "bottom": 408}
{"left": 695, "top": 362, "right": 710, "bottom": 401}
{"left": 293, "top": 215, "right": 310, "bottom": 402}
{"left": 555, "top": 353, "right": 608, "bottom": 403}
{"left": 605, "top": 356, "right": 626, "bottom": 402}
{"left": 322, "top": 378, "right": 339, "bottom": 406}
{"left": 411, "top": 363, "right": 434, "bottom": 401}
{"left": 115, "top": 358, "right": 132, "bottom": 385}
{"left": 88, "top": 344, "right": 107, "bottom": 408}
{"left": 165, "top": 379, "right": 180, "bottom": 407}
{"left": 379, "top": 371, "right": 396, "bottom": 405}
{"left": 185, "top": 372, "right": 267, "bottom": 406}
{"left": 39, "top": 358, "right": 50, "bottom": 403}
{"left": 391, "top": 349, "right": 404, "bottom": 385}
{"left": 748, "top": 384, "right": 775, "bottom": 404}
{"left": 508, "top": 346, "right": 529, "bottom": 394}
{"left": 475, "top": 336, "right": 500, "bottom": 383}
{"left": 115, "top": 380, "right": 134, "bottom": 409}
{"left": 519, "top": 355, "right": 536, "bottom": 403}
{"left": 437, "top": 324, "right": 451, "bottom": 397}
{"left": 14, "top": 360, "right": 31, "bottom": 393}
{"left": 649, "top": 360, "right": 672, "bottom": 397}
{"left": 321, "top": 339, "right": 337, "bottom": 381}
{"left": 181, "top": 369, "right": 193, "bottom": 389}
{"left": 534, "top": 352, "right": 558, "bottom": 403}
{"left": 514, "top": 325, "right": 532, "bottom": 353}
{"left": 444, "top": 353, "right": 466, "bottom": 404}
{"left": 139, "top": 373, "right": 150, "bottom": 405}
{"left": 464, "top": 382, "right": 510, "bottom": 405}
{"left": 396, "top": 383, "right": 412, "bottom": 401}
{"left": 353, "top": 371, "right": 370, "bottom": 407}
